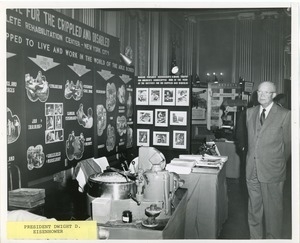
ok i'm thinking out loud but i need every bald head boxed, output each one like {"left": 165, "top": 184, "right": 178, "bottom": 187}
{"left": 258, "top": 81, "right": 277, "bottom": 93}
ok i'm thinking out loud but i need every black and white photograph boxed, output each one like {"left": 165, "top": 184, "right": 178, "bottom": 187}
{"left": 173, "top": 130, "right": 187, "bottom": 149}
{"left": 155, "top": 109, "right": 168, "bottom": 127}
{"left": 136, "top": 88, "right": 149, "bottom": 105}
{"left": 162, "top": 88, "right": 175, "bottom": 106}
{"left": 153, "top": 131, "right": 170, "bottom": 146}
{"left": 137, "top": 129, "right": 150, "bottom": 146}
{"left": 3, "top": 2, "right": 299, "bottom": 243}
{"left": 170, "top": 111, "right": 187, "bottom": 126}
{"left": 176, "top": 88, "right": 190, "bottom": 106}
{"left": 137, "top": 110, "right": 153, "bottom": 124}
{"left": 149, "top": 88, "right": 162, "bottom": 105}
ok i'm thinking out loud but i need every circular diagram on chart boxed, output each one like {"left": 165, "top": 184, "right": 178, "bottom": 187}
{"left": 118, "top": 84, "right": 126, "bottom": 105}
{"left": 97, "top": 104, "right": 107, "bottom": 136}
{"left": 66, "top": 131, "right": 85, "bottom": 160}
{"left": 106, "top": 124, "right": 116, "bottom": 152}
{"left": 106, "top": 83, "right": 116, "bottom": 112}
{"left": 7, "top": 108, "right": 21, "bottom": 144}
{"left": 27, "top": 145, "right": 45, "bottom": 170}
{"left": 64, "top": 80, "right": 83, "bottom": 101}
{"left": 25, "top": 71, "right": 49, "bottom": 102}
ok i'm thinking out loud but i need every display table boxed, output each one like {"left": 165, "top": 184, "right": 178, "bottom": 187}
{"left": 215, "top": 141, "right": 240, "bottom": 179}
{"left": 98, "top": 188, "right": 187, "bottom": 239}
{"left": 179, "top": 163, "right": 228, "bottom": 239}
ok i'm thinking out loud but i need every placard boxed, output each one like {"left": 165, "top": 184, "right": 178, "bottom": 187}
{"left": 7, "top": 9, "right": 134, "bottom": 182}
{"left": 135, "top": 75, "right": 191, "bottom": 162}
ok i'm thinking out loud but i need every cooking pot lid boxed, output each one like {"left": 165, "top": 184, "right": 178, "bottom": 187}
{"left": 89, "top": 172, "right": 132, "bottom": 183}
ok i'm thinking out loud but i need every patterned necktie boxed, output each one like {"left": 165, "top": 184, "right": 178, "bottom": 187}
{"left": 260, "top": 109, "right": 266, "bottom": 125}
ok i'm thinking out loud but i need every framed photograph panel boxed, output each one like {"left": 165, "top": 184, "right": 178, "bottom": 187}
{"left": 162, "top": 88, "right": 175, "bottom": 106}
{"left": 155, "top": 109, "right": 168, "bottom": 127}
{"left": 137, "top": 129, "right": 150, "bottom": 146}
{"left": 136, "top": 88, "right": 149, "bottom": 105}
{"left": 170, "top": 111, "right": 187, "bottom": 126}
{"left": 137, "top": 110, "right": 153, "bottom": 124}
{"left": 176, "top": 88, "right": 189, "bottom": 106}
{"left": 153, "top": 131, "right": 169, "bottom": 146}
{"left": 149, "top": 88, "right": 162, "bottom": 105}
{"left": 173, "top": 130, "right": 187, "bottom": 149}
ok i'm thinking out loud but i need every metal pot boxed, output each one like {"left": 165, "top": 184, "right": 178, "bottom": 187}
{"left": 87, "top": 172, "right": 136, "bottom": 200}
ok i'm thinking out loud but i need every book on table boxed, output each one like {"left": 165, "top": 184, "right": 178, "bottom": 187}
{"left": 8, "top": 188, "right": 45, "bottom": 209}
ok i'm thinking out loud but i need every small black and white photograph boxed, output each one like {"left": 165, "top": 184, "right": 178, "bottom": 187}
{"left": 173, "top": 130, "right": 187, "bottom": 149}
{"left": 170, "top": 111, "right": 187, "bottom": 126}
{"left": 155, "top": 109, "right": 168, "bottom": 127}
{"left": 55, "top": 115, "right": 63, "bottom": 130}
{"left": 149, "top": 88, "right": 162, "bottom": 105}
{"left": 162, "top": 88, "right": 175, "bottom": 106}
{"left": 46, "top": 116, "right": 55, "bottom": 130}
{"left": 137, "top": 129, "right": 150, "bottom": 146}
{"left": 176, "top": 88, "right": 190, "bottom": 106}
{"left": 54, "top": 103, "right": 63, "bottom": 115}
{"left": 153, "top": 131, "right": 169, "bottom": 146}
{"left": 136, "top": 88, "right": 149, "bottom": 105}
{"left": 137, "top": 110, "right": 153, "bottom": 124}
{"left": 45, "top": 103, "right": 55, "bottom": 116}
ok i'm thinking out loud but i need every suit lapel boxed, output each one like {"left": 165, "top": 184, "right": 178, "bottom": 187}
{"left": 252, "top": 106, "right": 260, "bottom": 134}
{"left": 259, "top": 104, "right": 278, "bottom": 133}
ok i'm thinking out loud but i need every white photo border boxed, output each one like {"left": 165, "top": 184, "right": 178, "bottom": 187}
{"left": 137, "top": 110, "right": 153, "bottom": 124}
{"left": 173, "top": 130, "right": 187, "bottom": 149}
{"left": 153, "top": 131, "right": 170, "bottom": 146}
{"left": 176, "top": 87, "right": 190, "bottom": 106}
{"left": 155, "top": 109, "right": 168, "bottom": 127}
{"left": 137, "top": 129, "right": 150, "bottom": 146}
{"left": 170, "top": 111, "right": 187, "bottom": 126}
{"left": 162, "top": 87, "right": 175, "bottom": 106}
{"left": 136, "top": 88, "right": 149, "bottom": 105}
{"left": 149, "top": 88, "right": 162, "bottom": 106}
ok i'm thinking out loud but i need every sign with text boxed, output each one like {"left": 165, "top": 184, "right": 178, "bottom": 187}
{"left": 7, "top": 9, "right": 134, "bottom": 182}
{"left": 7, "top": 9, "right": 120, "bottom": 61}
{"left": 136, "top": 75, "right": 191, "bottom": 162}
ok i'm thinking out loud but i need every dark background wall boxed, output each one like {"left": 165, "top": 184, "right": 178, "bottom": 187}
{"left": 197, "top": 19, "right": 235, "bottom": 83}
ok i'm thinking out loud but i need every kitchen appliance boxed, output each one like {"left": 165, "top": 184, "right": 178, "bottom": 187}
{"left": 142, "top": 204, "right": 162, "bottom": 227}
{"left": 88, "top": 172, "right": 136, "bottom": 200}
{"left": 89, "top": 147, "right": 184, "bottom": 225}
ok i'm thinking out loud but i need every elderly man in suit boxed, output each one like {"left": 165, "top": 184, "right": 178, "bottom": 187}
{"left": 246, "top": 81, "right": 291, "bottom": 239}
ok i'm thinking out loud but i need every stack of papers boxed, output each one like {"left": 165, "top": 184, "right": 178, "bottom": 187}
{"left": 9, "top": 188, "right": 45, "bottom": 208}
{"left": 166, "top": 158, "right": 196, "bottom": 174}
{"left": 179, "top": 154, "right": 228, "bottom": 169}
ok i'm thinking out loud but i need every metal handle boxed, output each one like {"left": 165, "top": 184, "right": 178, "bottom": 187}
{"left": 128, "top": 193, "right": 141, "bottom": 205}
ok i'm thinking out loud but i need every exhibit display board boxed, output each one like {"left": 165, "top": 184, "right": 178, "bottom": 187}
{"left": 135, "top": 76, "right": 191, "bottom": 162}
{"left": 207, "top": 83, "right": 240, "bottom": 130}
{"left": 7, "top": 9, "right": 134, "bottom": 183}
{"left": 94, "top": 59, "right": 134, "bottom": 158}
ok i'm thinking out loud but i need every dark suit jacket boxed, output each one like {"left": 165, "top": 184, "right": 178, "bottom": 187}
{"left": 246, "top": 104, "right": 291, "bottom": 183}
